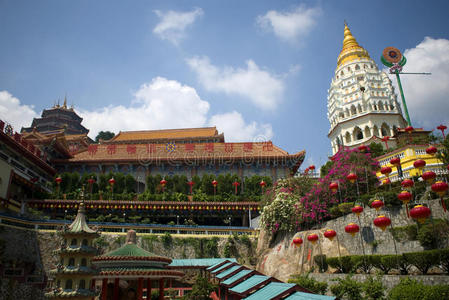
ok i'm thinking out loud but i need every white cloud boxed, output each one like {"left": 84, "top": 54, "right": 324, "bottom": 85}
{"left": 390, "top": 37, "right": 449, "bottom": 127}
{"left": 256, "top": 4, "right": 321, "bottom": 44}
{"left": 186, "top": 56, "right": 284, "bottom": 110}
{"left": 80, "top": 77, "right": 210, "bottom": 138}
{"left": 209, "top": 111, "right": 273, "bottom": 142}
{"left": 153, "top": 7, "right": 203, "bottom": 45}
{"left": 0, "top": 91, "right": 38, "bottom": 131}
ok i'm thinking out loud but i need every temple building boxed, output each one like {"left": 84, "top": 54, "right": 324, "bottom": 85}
{"left": 53, "top": 127, "right": 305, "bottom": 185}
{"left": 327, "top": 23, "right": 407, "bottom": 154}
{"left": 46, "top": 202, "right": 99, "bottom": 300}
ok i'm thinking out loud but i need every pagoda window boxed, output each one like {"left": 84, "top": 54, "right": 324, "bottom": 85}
{"left": 71, "top": 239, "right": 77, "bottom": 246}
{"left": 81, "top": 258, "right": 87, "bottom": 267}
{"left": 378, "top": 102, "right": 384, "bottom": 110}
{"left": 364, "top": 64, "right": 367, "bottom": 69}
{"left": 390, "top": 104, "right": 395, "bottom": 110}
{"left": 393, "top": 125, "right": 398, "bottom": 135}
{"left": 347, "top": 67, "right": 351, "bottom": 72}
{"left": 68, "top": 258, "right": 75, "bottom": 267}
{"left": 82, "top": 239, "right": 88, "bottom": 247}
{"left": 350, "top": 105, "right": 357, "bottom": 115}
{"left": 355, "top": 65, "right": 360, "bottom": 70}
{"left": 57, "top": 280, "right": 60, "bottom": 288}
{"left": 353, "top": 127, "right": 363, "bottom": 140}
{"left": 373, "top": 125, "right": 380, "bottom": 137}
{"left": 364, "top": 126, "right": 371, "bottom": 138}
{"left": 345, "top": 132, "right": 351, "bottom": 143}
{"left": 79, "top": 279, "right": 86, "bottom": 289}
{"left": 381, "top": 123, "right": 390, "bottom": 136}
{"left": 341, "top": 71, "right": 344, "bottom": 76}
{"left": 65, "top": 279, "right": 73, "bottom": 290}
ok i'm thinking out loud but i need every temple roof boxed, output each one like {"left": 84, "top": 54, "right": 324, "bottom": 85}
{"left": 65, "top": 202, "right": 98, "bottom": 234}
{"left": 104, "top": 127, "right": 222, "bottom": 143}
{"left": 337, "top": 22, "right": 371, "bottom": 68}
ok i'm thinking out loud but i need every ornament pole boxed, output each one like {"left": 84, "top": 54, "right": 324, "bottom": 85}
{"left": 395, "top": 69, "right": 412, "bottom": 126}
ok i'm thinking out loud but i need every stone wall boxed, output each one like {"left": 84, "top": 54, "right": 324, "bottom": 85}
{"left": 256, "top": 199, "right": 446, "bottom": 282}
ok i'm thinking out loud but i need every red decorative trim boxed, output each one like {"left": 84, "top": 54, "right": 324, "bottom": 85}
{"left": 99, "top": 270, "right": 184, "bottom": 277}
{"left": 92, "top": 256, "right": 172, "bottom": 264}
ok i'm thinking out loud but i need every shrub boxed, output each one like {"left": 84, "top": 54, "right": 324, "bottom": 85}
{"left": 379, "top": 255, "right": 400, "bottom": 274}
{"left": 313, "top": 255, "right": 328, "bottom": 273}
{"left": 351, "top": 255, "right": 371, "bottom": 274}
{"left": 338, "top": 202, "right": 354, "bottom": 214}
{"left": 398, "top": 254, "right": 413, "bottom": 275}
{"left": 439, "top": 248, "right": 449, "bottom": 274}
{"left": 403, "top": 250, "right": 439, "bottom": 274}
{"left": 330, "top": 274, "right": 363, "bottom": 300}
{"left": 417, "top": 219, "right": 449, "bottom": 249}
{"left": 388, "top": 277, "right": 449, "bottom": 300}
{"left": 161, "top": 232, "right": 173, "bottom": 249}
{"left": 362, "top": 275, "right": 385, "bottom": 300}
{"left": 329, "top": 206, "right": 342, "bottom": 218}
{"left": 389, "top": 224, "right": 417, "bottom": 242}
{"left": 288, "top": 272, "right": 328, "bottom": 295}
{"left": 326, "top": 256, "right": 354, "bottom": 273}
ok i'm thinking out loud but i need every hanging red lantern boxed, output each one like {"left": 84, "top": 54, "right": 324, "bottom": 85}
{"left": 87, "top": 177, "right": 95, "bottom": 185}
{"left": 431, "top": 181, "right": 449, "bottom": 212}
{"left": 437, "top": 124, "right": 447, "bottom": 139}
{"left": 373, "top": 215, "right": 391, "bottom": 231}
{"left": 410, "top": 205, "right": 431, "bottom": 224}
{"left": 426, "top": 146, "right": 437, "bottom": 156}
{"left": 383, "top": 178, "right": 391, "bottom": 185}
{"left": 381, "top": 166, "right": 392, "bottom": 177}
{"left": 309, "top": 165, "right": 315, "bottom": 171}
{"left": 187, "top": 181, "right": 195, "bottom": 194}
{"left": 108, "top": 177, "right": 115, "bottom": 186}
{"left": 323, "top": 229, "right": 337, "bottom": 241}
{"left": 55, "top": 177, "right": 62, "bottom": 184}
{"left": 401, "top": 179, "right": 414, "bottom": 189}
{"left": 329, "top": 182, "right": 339, "bottom": 193}
{"left": 413, "top": 159, "right": 426, "bottom": 170}
{"left": 404, "top": 126, "right": 414, "bottom": 134}
{"left": 212, "top": 180, "right": 218, "bottom": 187}
{"left": 232, "top": 181, "right": 240, "bottom": 195}
{"left": 345, "top": 223, "right": 360, "bottom": 237}
{"left": 307, "top": 233, "right": 319, "bottom": 245}
{"left": 390, "top": 157, "right": 401, "bottom": 166}
{"left": 347, "top": 172, "right": 357, "bottom": 184}
{"left": 293, "top": 237, "right": 303, "bottom": 247}
{"left": 397, "top": 191, "right": 412, "bottom": 204}
{"left": 371, "top": 199, "right": 384, "bottom": 211}
{"left": 160, "top": 179, "right": 167, "bottom": 187}
{"left": 422, "top": 171, "right": 436, "bottom": 184}
{"left": 358, "top": 145, "right": 367, "bottom": 153}
{"left": 351, "top": 205, "right": 363, "bottom": 216}
{"left": 259, "top": 180, "right": 266, "bottom": 187}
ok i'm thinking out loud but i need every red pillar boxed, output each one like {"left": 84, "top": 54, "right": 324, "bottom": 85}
{"left": 137, "top": 277, "right": 143, "bottom": 300}
{"left": 113, "top": 278, "right": 119, "bottom": 300}
{"left": 147, "top": 279, "right": 152, "bottom": 299}
{"left": 90, "top": 279, "right": 96, "bottom": 300}
{"left": 225, "top": 289, "right": 228, "bottom": 300}
{"left": 218, "top": 285, "right": 221, "bottom": 299}
{"left": 158, "top": 278, "right": 164, "bottom": 300}
{"left": 101, "top": 278, "right": 108, "bottom": 300}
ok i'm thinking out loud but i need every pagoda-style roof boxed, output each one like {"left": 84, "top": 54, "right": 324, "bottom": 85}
{"left": 55, "top": 245, "right": 98, "bottom": 256}
{"left": 103, "top": 127, "right": 224, "bottom": 144}
{"left": 62, "top": 203, "right": 99, "bottom": 236}
{"left": 50, "top": 266, "right": 97, "bottom": 276}
{"left": 337, "top": 22, "right": 371, "bottom": 68}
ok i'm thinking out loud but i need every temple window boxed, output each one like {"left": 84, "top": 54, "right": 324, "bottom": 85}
{"left": 79, "top": 279, "right": 86, "bottom": 289}
{"left": 355, "top": 64, "right": 360, "bottom": 70}
{"left": 68, "top": 258, "right": 75, "bottom": 267}
{"left": 71, "top": 239, "right": 77, "bottom": 246}
{"left": 82, "top": 239, "right": 88, "bottom": 247}
{"left": 81, "top": 258, "right": 87, "bottom": 267}
{"left": 65, "top": 279, "right": 73, "bottom": 290}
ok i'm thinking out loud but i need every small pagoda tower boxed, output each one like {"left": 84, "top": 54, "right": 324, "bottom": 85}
{"left": 46, "top": 202, "right": 100, "bottom": 299}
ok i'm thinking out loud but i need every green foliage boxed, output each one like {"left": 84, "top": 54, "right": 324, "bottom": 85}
{"left": 288, "top": 272, "right": 328, "bottom": 295}
{"left": 326, "top": 256, "right": 354, "bottom": 273}
{"left": 440, "top": 248, "right": 449, "bottom": 274}
{"left": 337, "top": 202, "right": 354, "bottom": 214}
{"left": 330, "top": 274, "right": 363, "bottom": 300}
{"left": 320, "top": 160, "right": 334, "bottom": 177}
{"left": 185, "top": 276, "right": 217, "bottom": 300}
{"left": 403, "top": 250, "right": 440, "bottom": 274}
{"left": 436, "top": 135, "right": 449, "bottom": 166}
{"left": 362, "top": 275, "right": 385, "bottom": 300}
{"left": 161, "top": 232, "right": 173, "bottom": 249}
{"left": 368, "top": 142, "right": 385, "bottom": 158}
{"left": 379, "top": 255, "right": 400, "bottom": 274}
{"left": 350, "top": 255, "right": 371, "bottom": 274}
{"left": 389, "top": 224, "right": 418, "bottom": 242}
{"left": 95, "top": 130, "right": 115, "bottom": 143}
{"left": 388, "top": 278, "right": 449, "bottom": 300}
{"left": 313, "top": 255, "right": 328, "bottom": 273}
{"left": 417, "top": 219, "right": 449, "bottom": 249}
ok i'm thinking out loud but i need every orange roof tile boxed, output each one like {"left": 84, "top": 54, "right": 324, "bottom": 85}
{"left": 61, "top": 142, "right": 304, "bottom": 163}
{"left": 107, "top": 127, "right": 220, "bottom": 142}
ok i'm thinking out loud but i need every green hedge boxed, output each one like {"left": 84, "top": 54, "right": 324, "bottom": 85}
{"left": 326, "top": 248, "right": 449, "bottom": 275}
{"left": 388, "top": 278, "right": 449, "bottom": 300}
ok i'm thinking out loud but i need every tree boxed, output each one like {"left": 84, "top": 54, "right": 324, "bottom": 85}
{"left": 95, "top": 131, "right": 115, "bottom": 143}
{"left": 369, "top": 142, "right": 385, "bottom": 158}
{"left": 185, "top": 276, "right": 217, "bottom": 300}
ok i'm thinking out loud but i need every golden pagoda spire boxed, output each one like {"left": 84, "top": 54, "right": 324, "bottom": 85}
{"left": 337, "top": 22, "right": 370, "bottom": 68}
{"left": 63, "top": 94, "right": 67, "bottom": 109}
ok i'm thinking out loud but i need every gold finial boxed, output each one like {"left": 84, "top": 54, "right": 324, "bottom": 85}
{"left": 337, "top": 22, "right": 371, "bottom": 67}
{"left": 342, "top": 22, "right": 360, "bottom": 50}
{"left": 63, "top": 94, "right": 67, "bottom": 109}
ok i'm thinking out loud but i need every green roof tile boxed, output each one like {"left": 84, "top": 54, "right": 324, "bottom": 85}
{"left": 222, "top": 270, "right": 253, "bottom": 286}
{"left": 170, "top": 258, "right": 236, "bottom": 268}
{"left": 216, "top": 265, "right": 242, "bottom": 279}
{"left": 103, "top": 243, "right": 159, "bottom": 257}
{"left": 229, "top": 275, "right": 270, "bottom": 294}
{"left": 243, "top": 282, "right": 295, "bottom": 300}
{"left": 211, "top": 262, "right": 233, "bottom": 274}
{"left": 284, "top": 291, "right": 336, "bottom": 300}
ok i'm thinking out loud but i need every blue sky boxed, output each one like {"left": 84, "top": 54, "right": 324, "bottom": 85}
{"left": 1, "top": 0, "right": 449, "bottom": 168}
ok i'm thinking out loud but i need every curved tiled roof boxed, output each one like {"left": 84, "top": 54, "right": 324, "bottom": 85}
{"left": 64, "top": 203, "right": 98, "bottom": 235}
{"left": 106, "top": 127, "right": 220, "bottom": 143}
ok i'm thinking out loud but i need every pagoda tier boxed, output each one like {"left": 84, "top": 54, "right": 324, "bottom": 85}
{"left": 46, "top": 202, "right": 100, "bottom": 300}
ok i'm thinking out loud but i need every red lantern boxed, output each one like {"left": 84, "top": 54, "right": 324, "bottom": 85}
{"left": 108, "top": 177, "right": 115, "bottom": 186}
{"left": 437, "top": 124, "right": 447, "bottom": 139}
{"left": 422, "top": 171, "right": 436, "bottom": 184}
{"left": 401, "top": 179, "right": 414, "bottom": 189}
{"left": 347, "top": 172, "right": 357, "bottom": 184}
{"left": 87, "top": 178, "right": 95, "bottom": 185}
{"left": 426, "top": 146, "right": 437, "bottom": 156}
{"left": 293, "top": 237, "right": 303, "bottom": 247}
{"left": 390, "top": 157, "right": 401, "bottom": 166}
{"left": 410, "top": 205, "right": 431, "bottom": 224}
{"left": 371, "top": 199, "right": 384, "bottom": 211}
{"left": 381, "top": 166, "right": 392, "bottom": 177}
{"left": 431, "top": 181, "right": 449, "bottom": 212}
{"left": 307, "top": 233, "right": 319, "bottom": 245}
{"left": 232, "top": 181, "right": 240, "bottom": 195}
{"left": 404, "top": 126, "right": 414, "bottom": 134}
{"left": 397, "top": 191, "right": 412, "bottom": 204}
{"left": 373, "top": 215, "right": 391, "bottom": 231}
{"left": 383, "top": 178, "right": 391, "bottom": 185}
{"left": 329, "top": 182, "right": 339, "bottom": 193}
{"left": 358, "top": 145, "right": 367, "bottom": 153}
{"left": 259, "top": 180, "right": 266, "bottom": 187}
{"left": 160, "top": 179, "right": 167, "bottom": 187}
{"left": 323, "top": 229, "right": 337, "bottom": 241}
{"left": 351, "top": 205, "right": 363, "bottom": 216}
{"left": 413, "top": 159, "right": 426, "bottom": 170}
{"left": 187, "top": 181, "right": 195, "bottom": 194}
{"left": 55, "top": 177, "right": 62, "bottom": 184}
{"left": 345, "top": 223, "right": 360, "bottom": 237}
{"left": 212, "top": 180, "right": 218, "bottom": 187}
{"left": 309, "top": 165, "right": 315, "bottom": 171}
